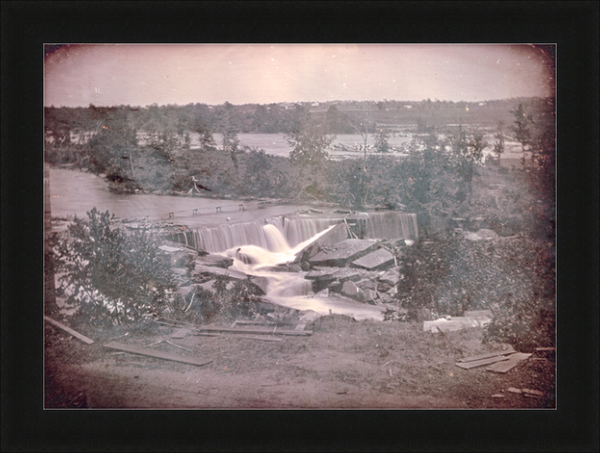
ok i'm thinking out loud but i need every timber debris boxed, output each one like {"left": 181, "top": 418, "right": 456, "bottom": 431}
{"left": 44, "top": 316, "right": 95, "bottom": 344}
{"left": 103, "top": 341, "right": 213, "bottom": 367}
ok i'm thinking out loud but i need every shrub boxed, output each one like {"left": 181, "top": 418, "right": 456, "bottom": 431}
{"left": 483, "top": 294, "right": 555, "bottom": 351}
{"left": 190, "top": 275, "right": 262, "bottom": 323}
{"left": 55, "top": 208, "right": 177, "bottom": 327}
{"left": 397, "top": 233, "right": 555, "bottom": 349}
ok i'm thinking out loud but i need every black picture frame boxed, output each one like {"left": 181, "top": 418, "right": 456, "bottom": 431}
{"left": 2, "top": 1, "right": 598, "bottom": 451}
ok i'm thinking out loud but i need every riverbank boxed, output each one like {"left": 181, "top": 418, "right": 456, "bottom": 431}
{"left": 45, "top": 314, "right": 555, "bottom": 409}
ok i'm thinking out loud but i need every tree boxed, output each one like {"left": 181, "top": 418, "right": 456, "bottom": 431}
{"left": 493, "top": 120, "right": 506, "bottom": 159}
{"left": 510, "top": 103, "right": 533, "bottom": 153}
{"left": 286, "top": 107, "right": 335, "bottom": 198}
{"left": 346, "top": 115, "right": 373, "bottom": 165}
{"left": 447, "top": 125, "right": 487, "bottom": 196}
{"left": 55, "top": 209, "right": 177, "bottom": 326}
{"left": 374, "top": 126, "right": 391, "bottom": 157}
{"left": 88, "top": 108, "right": 138, "bottom": 176}
{"left": 215, "top": 102, "right": 241, "bottom": 169}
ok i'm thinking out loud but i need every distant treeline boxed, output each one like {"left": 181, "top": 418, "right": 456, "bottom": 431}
{"left": 45, "top": 97, "right": 554, "bottom": 144}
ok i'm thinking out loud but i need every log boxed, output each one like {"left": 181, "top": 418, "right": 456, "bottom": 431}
{"left": 103, "top": 342, "right": 213, "bottom": 367}
{"left": 44, "top": 316, "right": 94, "bottom": 344}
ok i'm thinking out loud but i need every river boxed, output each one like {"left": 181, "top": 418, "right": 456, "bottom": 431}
{"left": 48, "top": 167, "right": 315, "bottom": 226}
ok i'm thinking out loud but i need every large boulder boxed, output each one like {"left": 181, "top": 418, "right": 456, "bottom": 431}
{"left": 159, "top": 244, "right": 199, "bottom": 268}
{"left": 192, "top": 263, "right": 248, "bottom": 280}
{"left": 341, "top": 280, "right": 365, "bottom": 301}
{"left": 378, "top": 266, "right": 402, "bottom": 286}
{"left": 351, "top": 248, "right": 395, "bottom": 271}
{"left": 362, "top": 288, "right": 379, "bottom": 305}
{"left": 306, "top": 267, "right": 367, "bottom": 293}
{"left": 194, "top": 254, "right": 234, "bottom": 269}
{"left": 308, "top": 239, "right": 379, "bottom": 267}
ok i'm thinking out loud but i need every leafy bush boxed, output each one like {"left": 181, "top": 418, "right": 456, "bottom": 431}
{"left": 193, "top": 274, "right": 262, "bottom": 323}
{"left": 55, "top": 208, "right": 177, "bottom": 326}
{"left": 397, "top": 234, "right": 555, "bottom": 349}
{"left": 483, "top": 294, "right": 555, "bottom": 351}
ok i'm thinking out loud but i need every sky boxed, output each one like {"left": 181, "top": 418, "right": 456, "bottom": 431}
{"left": 44, "top": 44, "right": 555, "bottom": 107}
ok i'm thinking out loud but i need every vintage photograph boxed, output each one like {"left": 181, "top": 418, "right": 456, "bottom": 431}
{"left": 44, "top": 44, "right": 556, "bottom": 408}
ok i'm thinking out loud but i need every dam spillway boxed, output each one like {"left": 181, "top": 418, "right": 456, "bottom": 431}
{"left": 167, "top": 210, "right": 418, "bottom": 321}
{"left": 169, "top": 211, "right": 419, "bottom": 253}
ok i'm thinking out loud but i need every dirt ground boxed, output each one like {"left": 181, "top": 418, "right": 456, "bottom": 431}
{"left": 44, "top": 315, "right": 555, "bottom": 409}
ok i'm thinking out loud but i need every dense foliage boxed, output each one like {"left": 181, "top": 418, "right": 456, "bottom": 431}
{"left": 193, "top": 275, "right": 263, "bottom": 324}
{"left": 54, "top": 209, "right": 178, "bottom": 326}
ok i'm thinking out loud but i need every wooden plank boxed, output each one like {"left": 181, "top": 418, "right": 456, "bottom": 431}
{"left": 486, "top": 353, "right": 532, "bottom": 373}
{"left": 103, "top": 342, "right": 213, "bottom": 367}
{"left": 194, "top": 326, "right": 312, "bottom": 336}
{"left": 294, "top": 323, "right": 307, "bottom": 331}
{"left": 534, "top": 347, "right": 555, "bottom": 352}
{"left": 44, "top": 316, "right": 94, "bottom": 344}
{"left": 456, "top": 346, "right": 516, "bottom": 363}
{"left": 424, "top": 317, "right": 478, "bottom": 332}
{"left": 455, "top": 355, "right": 510, "bottom": 370}
{"left": 171, "top": 328, "right": 191, "bottom": 339}
{"left": 521, "top": 388, "right": 545, "bottom": 397}
{"left": 233, "top": 320, "right": 278, "bottom": 327}
{"left": 221, "top": 334, "right": 282, "bottom": 342}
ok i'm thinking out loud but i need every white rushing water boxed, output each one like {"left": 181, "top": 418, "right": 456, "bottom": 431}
{"left": 221, "top": 223, "right": 386, "bottom": 321}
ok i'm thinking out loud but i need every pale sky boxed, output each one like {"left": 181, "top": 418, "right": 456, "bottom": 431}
{"left": 44, "top": 44, "right": 554, "bottom": 107}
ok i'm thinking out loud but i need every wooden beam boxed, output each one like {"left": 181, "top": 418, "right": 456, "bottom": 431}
{"left": 44, "top": 316, "right": 94, "bottom": 344}
{"left": 455, "top": 355, "right": 510, "bottom": 370}
{"left": 456, "top": 347, "right": 516, "bottom": 363}
{"left": 171, "top": 328, "right": 191, "bottom": 339}
{"left": 194, "top": 326, "right": 312, "bottom": 336}
{"left": 221, "top": 334, "right": 282, "bottom": 342}
{"left": 486, "top": 353, "right": 532, "bottom": 373}
{"left": 103, "top": 342, "right": 213, "bottom": 367}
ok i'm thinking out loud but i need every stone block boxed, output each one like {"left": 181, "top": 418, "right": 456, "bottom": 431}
{"left": 308, "top": 239, "right": 379, "bottom": 267}
{"left": 351, "top": 248, "right": 395, "bottom": 271}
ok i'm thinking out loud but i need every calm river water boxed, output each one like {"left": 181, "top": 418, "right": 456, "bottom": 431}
{"left": 48, "top": 167, "right": 315, "bottom": 226}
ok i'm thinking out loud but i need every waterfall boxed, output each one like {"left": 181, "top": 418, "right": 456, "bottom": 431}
{"left": 364, "top": 212, "right": 418, "bottom": 241}
{"left": 173, "top": 211, "right": 418, "bottom": 253}
{"left": 225, "top": 223, "right": 387, "bottom": 321}
{"left": 281, "top": 217, "right": 341, "bottom": 247}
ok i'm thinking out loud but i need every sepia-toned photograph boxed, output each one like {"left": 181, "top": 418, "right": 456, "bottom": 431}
{"left": 44, "top": 44, "right": 556, "bottom": 409}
